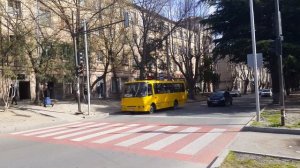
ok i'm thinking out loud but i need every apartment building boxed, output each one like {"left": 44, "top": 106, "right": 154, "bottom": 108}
{"left": 0, "top": 0, "right": 205, "bottom": 100}
{"left": 215, "top": 56, "right": 271, "bottom": 93}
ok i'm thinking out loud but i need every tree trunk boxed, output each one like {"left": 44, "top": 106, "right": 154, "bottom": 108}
{"left": 187, "top": 81, "right": 196, "bottom": 100}
{"left": 203, "top": 82, "right": 207, "bottom": 93}
{"left": 243, "top": 79, "right": 249, "bottom": 94}
{"left": 103, "top": 76, "right": 107, "bottom": 98}
{"left": 34, "top": 77, "right": 41, "bottom": 104}
{"left": 139, "top": 67, "right": 146, "bottom": 80}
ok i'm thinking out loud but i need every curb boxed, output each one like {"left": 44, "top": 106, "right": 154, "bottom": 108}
{"left": 231, "top": 150, "right": 300, "bottom": 161}
{"left": 242, "top": 107, "right": 300, "bottom": 135}
{"left": 208, "top": 149, "right": 230, "bottom": 168}
{"left": 241, "top": 107, "right": 300, "bottom": 135}
{"left": 208, "top": 149, "right": 300, "bottom": 168}
{"left": 242, "top": 126, "right": 300, "bottom": 135}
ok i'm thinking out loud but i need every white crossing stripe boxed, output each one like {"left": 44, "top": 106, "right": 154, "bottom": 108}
{"left": 23, "top": 122, "right": 95, "bottom": 136}
{"left": 54, "top": 123, "right": 122, "bottom": 140}
{"left": 93, "top": 125, "right": 155, "bottom": 144}
{"left": 176, "top": 128, "right": 226, "bottom": 155}
{"left": 10, "top": 122, "right": 82, "bottom": 135}
{"left": 144, "top": 127, "right": 200, "bottom": 151}
{"left": 36, "top": 123, "right": 108, "bottom": 138}
{"left": 116, "top": 126, "right": 178, "bottom": 147}
{"left": 71, "top": 124, "right": 139, "bottom": 142}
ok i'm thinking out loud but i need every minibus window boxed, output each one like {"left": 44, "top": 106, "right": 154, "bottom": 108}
{"left": 148, "top": 84, "right": 153, "bottom": 96}
{"left": 123, "top": 82, "right": 148, "bottom": 97}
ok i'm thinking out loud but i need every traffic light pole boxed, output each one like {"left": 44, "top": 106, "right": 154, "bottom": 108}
{"left": 275, "top": 0, "right": 285, "bottom": 125}
{"left": 71, "top": 13, "right": 129, "bottom": 115}
{"left": 72, "top": 11, "right": 82, "bottom": 114}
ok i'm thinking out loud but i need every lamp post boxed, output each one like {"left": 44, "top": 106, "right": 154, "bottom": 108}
{"left": 249, "top": 0, "right": 261, "bottom": 121}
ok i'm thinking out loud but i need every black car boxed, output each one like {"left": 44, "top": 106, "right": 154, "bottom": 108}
{"left": 207, "top": 91, "right": 233, "bottom": 107}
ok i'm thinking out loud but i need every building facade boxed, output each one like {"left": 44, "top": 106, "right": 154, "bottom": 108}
{"left": 0, "top": 0, "right": 207, "bottom": 101}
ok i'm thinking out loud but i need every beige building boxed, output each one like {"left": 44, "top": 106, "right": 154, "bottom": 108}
{"left": 215, "top": 56, "right": 271, "bottom": 93}
{"left": 0, "top": 0, "right": 206, "bottom": 101}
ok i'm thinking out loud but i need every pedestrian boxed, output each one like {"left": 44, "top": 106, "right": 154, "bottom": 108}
{"left": 9, "top": 84, "right": 17, "bottom": 105}
{"left": 43, "top": 84, "right": 53, "bottom": 107}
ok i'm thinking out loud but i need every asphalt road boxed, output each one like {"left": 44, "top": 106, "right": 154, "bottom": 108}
{"left": 0, "top": 94, "right": 272, "bottom": 168}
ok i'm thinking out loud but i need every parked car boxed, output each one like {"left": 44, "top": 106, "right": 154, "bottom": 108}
{"left": 207, "top": 91, "right": 233, "bottom": 107}
{"left": 230, "top": 89, "right": 241, "bottom": 97}
{"left": 260, "top": 89, "right": 272, "bottom": 97}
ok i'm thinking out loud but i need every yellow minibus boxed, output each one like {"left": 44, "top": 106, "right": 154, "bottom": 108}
{"left": 121, "top": 80, "right": 187, "bottom": 113}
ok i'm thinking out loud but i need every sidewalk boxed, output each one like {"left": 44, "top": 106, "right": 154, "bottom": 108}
{"left": 0, "top": 99, "right": 120, "bottom": 134}
{"left": 212, "top": 91, "right": 300, "bottom": 167}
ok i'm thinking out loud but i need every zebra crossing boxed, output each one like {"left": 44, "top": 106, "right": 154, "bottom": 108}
{"left": 10, "top": 121, "right": 240, "bottom": 164}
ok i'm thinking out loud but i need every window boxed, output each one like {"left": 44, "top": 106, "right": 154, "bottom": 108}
{"left": 148, "top": 84, "right": 153, "bottom": 96}
{"left": 97, "top": 51, "right": 104, "bottom": 62}
{"left": 121, "top": 54, "right": 129, "bottom": 66}
{"left": 129, "top": 12, "right": 137, "bottom": 25}
{"left": 8, "top": 0, "right": 22, "bottom": 17}
{"left": 9, "top": 35, "right": 16, "bottom": 42}
{"left": 154, "top": 83, "right": 165, "bottom": 94}
{"left": 111, "top": 77, "right": 120, "bottom": 94}
{"left": 174, "top": 83, "right": 185, "bottom": 92}
{"left": 60, "top": 16, "right": 67, "bottom": 29}
{"left": 131, "top": 57, "right": 138, "bottom": 67}
{"left": 39, "top": 9, "right": 51, "bottom": 27}
{"left": 123, "top": 82, "right": 148, "bottom": 97}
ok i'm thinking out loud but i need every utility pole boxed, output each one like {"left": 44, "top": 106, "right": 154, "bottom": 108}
{"left": 274, "top": 0, "right": 285, "bottom": 125}
{"left": 249, "top": 0, "right": 261, "bottom": 121}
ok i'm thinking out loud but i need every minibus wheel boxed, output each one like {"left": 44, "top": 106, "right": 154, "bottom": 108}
{"left": 149, "top": 104, "right": 156, "bottom": 114}
{"left": 173, "top": 100, "right": 179, "bottom": 110}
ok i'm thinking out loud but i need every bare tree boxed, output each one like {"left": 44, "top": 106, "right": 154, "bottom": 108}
{"left": 127, "top": 0, "right": 197, "bottom": 80}
{"left": 168, "top": 0, "right": 212, "bottom": 99}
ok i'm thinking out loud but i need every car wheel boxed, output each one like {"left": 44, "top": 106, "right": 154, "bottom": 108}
{"left": 149, "top": 104, "right": 156, "bottom": 114}
{"left": 173, "top": 100, "right": 179, "bottom": 110}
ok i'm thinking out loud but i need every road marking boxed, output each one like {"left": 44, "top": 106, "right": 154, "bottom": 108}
{"left": 10, "top": 122, "right": 82, "bottom": 135}
{"left": 144, "top": 127, "right": 200, "bottom": 151}
{"left": 93, "top": 125, "right": 155, "bottom": 144}
{"left": 54, "top": 123, "right": 120, "bottom": 140}
{"left": 23, "top": 122, "right": 95, "bottom": 136}
{"left": 36, "top": 123, "right": 109, "bottom": 138}
{"left": 176, "top": 128, "right": 226, "bottom": 155}
{"left": 116, "top": 126, "right": 178, "bottom": 147}
{"left": 71, "top": 124, "right": 139, "bottom": 142}
{"left": 133, "top": 115, "right": 252, "bottom": 120}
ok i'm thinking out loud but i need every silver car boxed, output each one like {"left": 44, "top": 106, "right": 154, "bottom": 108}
{"left": 260, "top": 89, "right": 272, "bottom": 97}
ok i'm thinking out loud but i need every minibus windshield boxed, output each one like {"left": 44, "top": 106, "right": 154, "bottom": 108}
{"left": 123, "top": 82, "right": 148, "bottom": 98}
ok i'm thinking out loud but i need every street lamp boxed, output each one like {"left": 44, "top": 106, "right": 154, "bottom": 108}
{"left": 249, "top": 0, "right": 261, "bottom": 121}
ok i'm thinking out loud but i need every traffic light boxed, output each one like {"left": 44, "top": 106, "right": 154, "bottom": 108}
{"left": 78, "top": 51, "right": 84, "bottom": 64}
{"left": 76, "top": 64, "right": 84, "bottom": 76}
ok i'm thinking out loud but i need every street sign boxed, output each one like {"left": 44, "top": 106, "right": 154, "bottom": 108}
{"left": 247, "top": 53, "right": 263, "bottom": 68}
